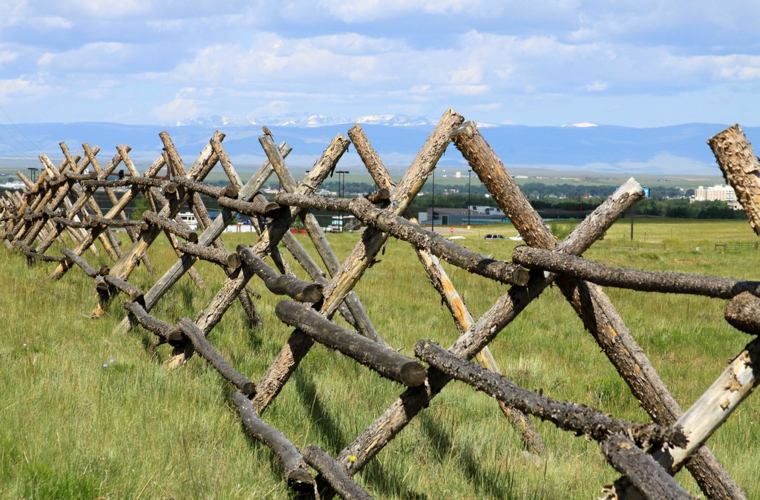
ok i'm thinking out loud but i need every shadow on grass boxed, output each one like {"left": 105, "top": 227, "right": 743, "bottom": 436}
{"left": 419, "top": 413, "right": 512, "bottom": 498}
{"left": 293, "top": 370, "right": 426, "bottom": 499}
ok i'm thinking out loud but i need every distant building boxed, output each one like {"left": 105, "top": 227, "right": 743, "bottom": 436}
{"left": 692, "top": 184, "right": 740, "bottom": 209}
{"left": 419, "top": 207, "right": 508, "bottom": 225}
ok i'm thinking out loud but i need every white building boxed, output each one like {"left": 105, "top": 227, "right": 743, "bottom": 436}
{"left": 692, "top": 184, "right": 740, "bottom": 209}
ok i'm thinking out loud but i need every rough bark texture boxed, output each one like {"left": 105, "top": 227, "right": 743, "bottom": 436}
{"left": 601, "top": 434, "right": 692, "bottom": 500}
{"left": 413, "top": 235, "right": 545, "bottom": 454}
{"left": 275, "top": 301, "right": 426, "bottom": 387}
{"left": 303, "top": 445, "right": 373, "bottom": 500}
{"left": 416, "top": 340, "right": 685, "bottom": 448}
{"left": 453, "top": 121, "right": 742, "bottom": 500}
{"left": 142, "top": 210, "right": 198, "bottom": 242}
{"left": 708, "top": 125, "right": 760, "bottom": 235}
{"left": 178, "top": 319, "right": 256, "bottom": 396}
{"left": 337, "top": 179, "right": 644, "bottom": 474}
{"left": 725, "top": 292, "right": 760, "bottom": 335}
{"left": 253, "top": 110, "right": 463, "bottom": 414}
{"left": 231, "top": 392, "right": 315, "bottom": 493}
{"left": 238, "top": 246, "right": 323, "bottom": 303}
{"left": 276, "top": 193, "right": 530, "bottom": 286}
{"left": 260, "top": 133, "right": 381, "bottom": 343}
{"left": 513, "top": 246, "right": 760, "bottom": 299}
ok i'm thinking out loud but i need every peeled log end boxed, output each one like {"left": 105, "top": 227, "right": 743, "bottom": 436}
{"left": 725, "top": 292, "right": 760, "bottom": 335}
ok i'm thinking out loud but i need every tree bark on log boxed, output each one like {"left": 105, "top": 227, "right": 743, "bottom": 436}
{"left": 601, "top": 434, "right": 692, "bottom": 500}
{"left": 708, "top": 125, "right": 760, "bottom": 235}
{"left": 275, "top": 301, "right": 426, "bottom": 387}
{"left": 238, "top": 246, "right": 323, "bottom": 303}
{"left": 512, "top": 246, "right": 760, "bottom": 300}
{"left": 112, "top": 144, "right": 288, "bottom": 336}
{"left": 336, "top": 179, "right": 644, "bottom": 474}
{"left": 303, "top": 445, "right": 373, "bottom": 500}
{"left": 253, "top": 109, "right": 463, "bottom": 414}
{"left": 231, "top": 392, "right": 315, "bottom": 493}
{"left": 415, "top": 340, "right": 685, "bottom": 448}
{"left": 141, "top": 211, "right": 199, "bottom": 243}
{"left": 413, "top": 240, "right": 545, "bottom": 454}
{"left": 276, "top": 193, "right": 530, "bottom": 287}
{"left": 452, "top": 121, "right": 743, "bottom": 500}
{"left": 260, "top": 133, "right": 382, "bottom": 344}
{"left": 178, "top": 319, "right": 256, "bottom": 396}
{"left": 49, "top": 153, "right": 167, "bottom": 279}
{"left": 725, "top": 292, "right": 760, "bottom": 335}
{"left": 123, "top": 301, "right": 183, "bottom": 342}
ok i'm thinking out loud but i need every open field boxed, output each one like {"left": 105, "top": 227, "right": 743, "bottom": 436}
{"left": 1, "top": 218, "right": 759, "bottom": 498}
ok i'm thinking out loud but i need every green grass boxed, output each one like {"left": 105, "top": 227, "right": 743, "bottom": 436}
{"left": 2, "top": 218, "right": 760, "bottom": 498}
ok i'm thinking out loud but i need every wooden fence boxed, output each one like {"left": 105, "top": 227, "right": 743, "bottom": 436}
{"left": 1, "top": 111, "right": 758, "bottom": 499}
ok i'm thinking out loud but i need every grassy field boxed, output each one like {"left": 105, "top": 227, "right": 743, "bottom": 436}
{"left": 1, "top": 218, "right": 760, "bottom": 498}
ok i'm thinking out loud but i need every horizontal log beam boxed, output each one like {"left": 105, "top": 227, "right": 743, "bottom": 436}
{"left": 275, "top": 193, "right": 530, "bottom": 287}
{"left": 512, "top": 246, "right": 760, "bottom": 300}
{"left": 238, "top": 246, "right": 323, "bottom": 303}
{"left": 123, "top": 302, "right": 183, "bottom": 342}
{"left": 601, "top": 434, "right": 691, "bottom": 500}
{"left": 142, "top": 211, "right": 198, "bottom": 243}
{"left": 173, "top": 240, "right": 241, "bottom": 271}
{"left": 415, "top": 340, "right": 685, "bottom": 448}
{"left": 217, "top": 193, "right": 282, "bottom": 217}
{"left": 61, "top": 247, "right": 99, "bottom": 278}
{"left": 231, "top": 392, "right": 314, "bottom": 492}
{"left": 177, "top": 319, "right": 256, "bottom": 396}
{"left": 303, "top": 445, "right": 372, "bottom": 500}
{"left": 275, "top": 300, "right": 426, "bottom": 387}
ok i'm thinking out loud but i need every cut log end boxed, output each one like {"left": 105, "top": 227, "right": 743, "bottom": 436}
{"left": 725, "top": 292, "right": 760, "bottom": 335}
{"left": 400, "top": 361, "right": 427, "bottom": 387}
{"left": 187, "top": 232, "right": 199, "bottom": 244}
{"left": 294, "top": 283, "right": 324, "bottom": 304}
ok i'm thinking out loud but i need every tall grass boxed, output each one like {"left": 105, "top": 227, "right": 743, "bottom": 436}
{"left": 1, "top": 218, "right": 759, "bottom": 498}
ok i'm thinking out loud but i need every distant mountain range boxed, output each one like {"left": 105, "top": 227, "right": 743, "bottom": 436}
{"left": 0, "top": 116, "right": 757, "bottom": 177}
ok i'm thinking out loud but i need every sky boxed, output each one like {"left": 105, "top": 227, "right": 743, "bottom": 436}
{"left": 0, "top": 0, "right": 759, "bottom": 127}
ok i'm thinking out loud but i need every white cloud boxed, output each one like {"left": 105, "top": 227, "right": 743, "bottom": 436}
{"left": 0, "top": 78, "right": 48, "bottom": 103}
{"left": 152, "top": 97, "right": 200, "bottom": 124}
{"left": 315, "top": 0, "right": 496, "bottom": 22}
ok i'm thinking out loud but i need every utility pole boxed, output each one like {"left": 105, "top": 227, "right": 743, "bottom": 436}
{"left": 335, "top": 170, "right": 349, "bottom": 197}
{"left": 467, "top": 169, "right": 472, "bottom": 226}
{"left": 431, "top": 169, "right": 435, "bottom": 231}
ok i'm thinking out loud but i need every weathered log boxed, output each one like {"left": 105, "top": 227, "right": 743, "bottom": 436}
{"left": 512, "top": 246, "right": 760, "bottom": 300}
{"left": 601, "top": 434, "right": 692, "bottom": 500}
{"left": 260, "top": 133, "right": 381, "bottom": 344}
{"left": 85, "top": 215, "right": 144, "bottom": 229}
{"left": 123, "top": 301, "right": 183, "bottom": 342}
{"left": 725, "top": 292, "right": 760, "bottom": 335}
{"left": 337, "top": 179, "right": 643, "bottom": 474}
{"left": 276, "top": 193, "right": 530, "bottom": 287}
{"left": 177, "top": 319, "right": 256, "bottom": 396}
{"left": 238, "top": 246, "right": 323, "bottom": 303}
{"left": 415, "top": 340, "right": 685, "bottom": 448}
{"left": 276, "top": 301, "right": 426, "bottom": 387}
{"left": 61, "top": 247, "right": 99, "bottom": 278}
{"left": 253, "top": 110, "right": 463, "bottom": 413}
{"left": 141, "top": 211, "right": 198, "bottom": 243}
{"left": 708, "top": 125, "right": 760, "bottom": 234}
{"left": 303, "top": 445, "right": 372, "bottom": 500}
{"left": 113, "top": 142, "right": 290, "bottom": 337}
{"left": 187, "top": 136, "right": 345, "bottom": 345}
{"left": 452, "top": 121, "right": 742, "bottom": 500}
{"left": 173, "top": 240, "right": 240, "bottom": 271}
{"left": 231, "top": 392, "right": 315, "bottom": 492}
{"left": 14, "top": 241, "right": 65, "bottom": 262}
{"left": 610, "top": 337, "right": 760, "bottom": 498}
{"left": 50, "top": 153, "right": 167, "bottom": 279}
{"left": 413, "top": 236, "right": 545, "bottom": 455}
{"left": 210, "top": 136, "right": 243, "bottom": 191}
{"left": 217, "top": 193, "right": 282, "bottom": 217}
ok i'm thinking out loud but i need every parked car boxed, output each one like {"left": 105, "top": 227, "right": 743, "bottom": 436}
{"left": 483, "top": 234, "right": 505, "bottom": 240}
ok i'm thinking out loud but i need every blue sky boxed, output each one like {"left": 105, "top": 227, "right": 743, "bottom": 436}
{"left": 0, "top": 0, "right": 759, "bottom": 127}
